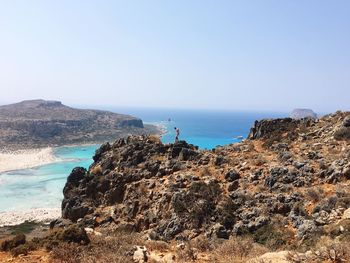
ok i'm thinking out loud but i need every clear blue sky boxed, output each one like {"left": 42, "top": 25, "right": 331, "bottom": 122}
{"left": 0, "top": 1, "right": 349, "bottom": 112}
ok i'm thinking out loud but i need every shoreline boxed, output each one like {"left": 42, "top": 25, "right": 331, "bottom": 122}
{"left": 0, "top": 147, "right": 59, "bottom": 174}
{"left": 0, "top": 208, "right": 61, "bottom": 227}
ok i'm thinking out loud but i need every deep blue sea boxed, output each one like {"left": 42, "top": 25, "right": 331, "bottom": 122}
{"left": 0, "top": 108, "right": 287, "bottom": 214}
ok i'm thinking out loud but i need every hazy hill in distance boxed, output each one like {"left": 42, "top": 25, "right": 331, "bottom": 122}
{"left": 0, "top": 100, "right": 159, "bottom": 150}
{"left": 290, "top": 108, "right": 317, "bottom": 119}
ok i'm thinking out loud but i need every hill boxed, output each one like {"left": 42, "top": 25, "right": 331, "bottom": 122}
{"left": 1, "top": 111, "right": 350, "bottom": 262}
{"left": 290, "top": 108, "right": 317, "bottom": 119}
{"left": 0, "top": 100, "right": 158, "bottom": 150}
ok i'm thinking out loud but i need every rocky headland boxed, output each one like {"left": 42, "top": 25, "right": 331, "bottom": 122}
{"left": 0, "top": 100, "right": 159, "bottom": 151}
{"left": 1, "top": 111, "right": 350, "bottom": 263}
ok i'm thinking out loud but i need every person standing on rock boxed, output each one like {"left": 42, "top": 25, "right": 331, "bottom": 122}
{"left": 174, "top": 127, "right": 180, "bottom": 142}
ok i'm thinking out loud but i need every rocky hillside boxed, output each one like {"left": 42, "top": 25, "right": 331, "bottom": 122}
{"left": 1, "top": 111, "right": 350, "bottom": 262}
{"left": 58, "top": 111, "right": 350, "bottom": 261}
{"left": 0, "top": 100, "right": 158, "bottom": 150}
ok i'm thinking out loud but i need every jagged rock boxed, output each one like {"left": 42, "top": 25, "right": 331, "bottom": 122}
{"left": 211, "top": 223, "right": 229, "bottom": 239}
{"left": 343, "top": 116, "right": 350, "bottom": 127}
{"left": 227, "top": 181, "right": 239, "bottom": 191}
{"left": 225, "top": 170, "right": 240, "bottom": 182}
{"left": 57, "top": 111, "right": 350, "bottom": 251}
{"left": 93, "top": 142, "right": 111, "bottom": 162}
{"left": 248, "top": 118, "right": 301, "bottom": 140}
{"left": 65, "top": 167, "right": 86, "bottom": 186}
{"left": 296, "top": 220, "right": 318, "bottom": 239}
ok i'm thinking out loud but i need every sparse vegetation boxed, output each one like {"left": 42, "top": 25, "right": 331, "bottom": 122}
{"left": 9, "top": 221, "right": 39, "bottom": 235}
{"left": 212, "top": 236, "right": 267, "bottom": 263}
{"left": 91, "top": 164, "right": 102, "bottom": 175}
{"left": 305, "top": 187, "right": 324, "bottom": 203}
{"left": 51, "top": 231, "right": 143, "bottom": 263}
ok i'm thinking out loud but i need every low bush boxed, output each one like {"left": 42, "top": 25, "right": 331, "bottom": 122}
{"left": 334, "top": 127, "right": 350, "bottom": 141}
{"left": 0, "top": 233, "right": 26, "bottom": 252}
{"left": 305, "top": 187, "right": 324, "bottom": 203}
{"left": 91, "top": 165, "right": 102, "bottom": 175}
{"left": 252, "top": 224, "right": 294, "bottom": 250}
{"left": 212, "top": 236, "right": 267, "bottom": 263}
{"left": 51, "top": 231, "right": 143, "bottom": 263}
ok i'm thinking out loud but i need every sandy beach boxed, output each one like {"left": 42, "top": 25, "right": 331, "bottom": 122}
{"left": 0, "top": 208, "right": 61, "bottom": 227}
{"left": 0, "top": 148, "right": 58, "bottom": 173}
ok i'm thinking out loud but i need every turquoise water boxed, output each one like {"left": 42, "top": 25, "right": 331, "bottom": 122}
{"left": 106, "top": 108, "right": 287, "bottom": 149}
{"left": 0, "top": 145, "right": 97, "bottom": 212}
{"left": 0, "top": 109, "right": 287, "bottom": 213}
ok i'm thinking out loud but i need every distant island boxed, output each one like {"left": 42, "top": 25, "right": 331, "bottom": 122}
{"left": 290, "top": 108, "right": 317, "bottom": 119}
{"left": 0, "top": 100, "right": 159, "bottom": 150}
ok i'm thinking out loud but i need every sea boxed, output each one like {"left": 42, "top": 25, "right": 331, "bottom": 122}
{"left": 0, "top": 108, "right": 287, "bottom": 218}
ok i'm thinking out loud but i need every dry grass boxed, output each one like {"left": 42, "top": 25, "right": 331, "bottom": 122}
{"left": 50, "top": 231, "right": 144, "bottom": 263}
{"left": 252, "top": 154, "right": 267, "bottom": 166}
{"left": 211, "top": 236, "right": 268, "bottom": 263}
{"left": 175, "top": 242, "right": 197, "bottom": 262}
{"left": 305, "top": 187, "right": 324, "bottom": 203}
{"left": 145, "top": 240, "right": 170, "bottom": 252}
{"left": 91, "top": 165, "right": 102, "bottom": 175}
{"left": 147, "top": 135, "right": 161, "bottom": 143}
{"left": 199, "top": 166, "right": 212, "bottom": 177}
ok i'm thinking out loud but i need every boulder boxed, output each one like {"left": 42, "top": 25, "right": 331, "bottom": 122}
{"left": 343, "top": 208, "right": 350, "bottom": 219}
{"left": 211, "top": 223, "right": 229, "bottom": 239}
{"left": 133, "top": 246, "right": 150, "bottom": 263}
{"left": 225, "top": 170, "right": 240, "bottom": 182}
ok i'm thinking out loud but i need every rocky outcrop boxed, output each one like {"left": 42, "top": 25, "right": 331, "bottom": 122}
{"left": 57, "top": 111, "right": 350, "bottom": 258}
{"left": 0, "top": 100, "right": 158, "bottom": 150}
{"left": 248, "top": 118, "right": 302, "bottom": 140}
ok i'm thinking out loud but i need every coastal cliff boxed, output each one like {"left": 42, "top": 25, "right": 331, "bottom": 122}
{"left": 0, "top": 100, "right": 158, "bottom": 150}
{"left": 1, "top": 111, "right": 350, "bottom": 262}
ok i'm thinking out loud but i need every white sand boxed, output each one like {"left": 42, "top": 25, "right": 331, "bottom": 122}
{"left": 0, "top": 208, "right": 61, "bottom": 227}
{"left": 0, "top": 147, "right": 58, "bottom": 173}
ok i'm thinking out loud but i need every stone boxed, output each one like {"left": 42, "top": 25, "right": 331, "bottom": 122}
{"left": 228, "top": 181, "right": 239, "bottom": 191}
{"left": 212, "top": 223, "right": 229, "bottom": 239}
{"left": 225, "top": 170, "right": 240, "bottom": 182}
{"left": 133, "top": 246, "right": 150, "bottom": 263}
{"left": 93, "top": 142, "right": 111, "bottom": 162}
{"left": 343, "top": 116, "right": 350, "bottom": 127}
{"left": 342, "top": 208, "right": 350, "bottom": 219}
